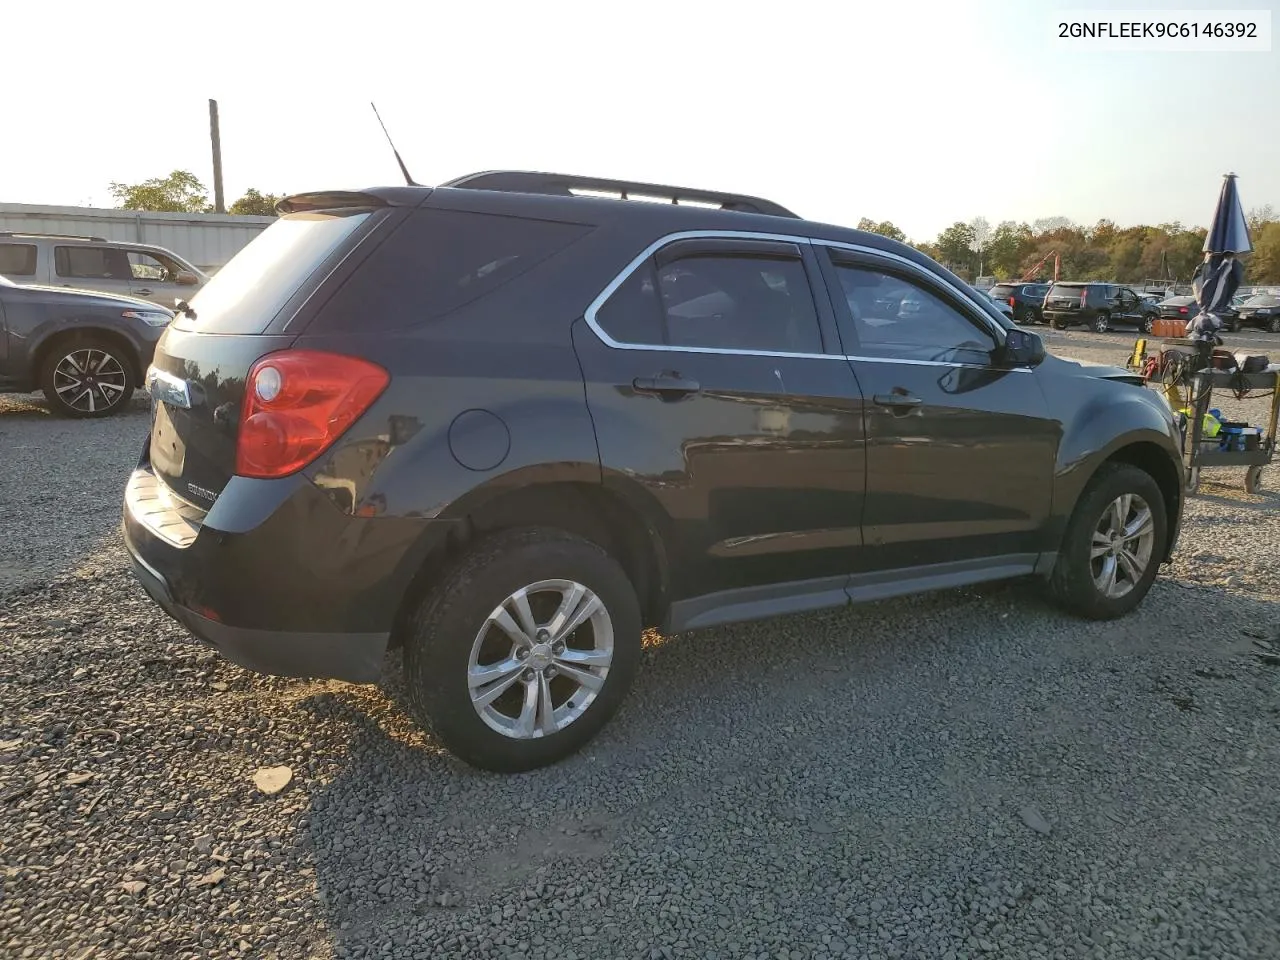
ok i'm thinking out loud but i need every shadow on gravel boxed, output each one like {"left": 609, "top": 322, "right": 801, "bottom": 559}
{"left": 293, "top": 572, "right": 1280, "bottom": 954}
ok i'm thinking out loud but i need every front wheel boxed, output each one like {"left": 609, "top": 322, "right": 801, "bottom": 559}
{"left": 1269, "top": 316, "right": 1280, "bottom": 334}
{"left": 40, "top": 336, "right": 135, "bottom": 418}
{"left": 1047, "top": 463, "right": 1168, "bottom": 620}
{"left": 1245, "top": 466, "right": 1265, "bottom": 495}
{"left": 1092, "top": 312, "right": 1111, "bottom": 334}
{"left": 1141, "top": 314, "right": 1156, "bottom": 335}
{"left": 403, "top": 527, "right": 642, "bottom": 772}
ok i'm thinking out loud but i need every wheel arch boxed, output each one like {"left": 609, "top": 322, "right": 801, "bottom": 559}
{"left": 30, "top": 325, "right": 146, "bottom": 386}
{"left": 388, "top": 474, "right": 672, "bottom": 649}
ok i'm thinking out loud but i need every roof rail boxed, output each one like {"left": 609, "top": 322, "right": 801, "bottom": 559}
{"left": 0, "top": 231, "right": 108, "bottom": 242}
{"left": 440, "top": 171, "right": 800, "bottom": 219}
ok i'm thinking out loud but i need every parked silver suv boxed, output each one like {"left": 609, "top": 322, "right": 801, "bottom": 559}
{"left": 0, "top": 232, "right": 208, "bottom": 306}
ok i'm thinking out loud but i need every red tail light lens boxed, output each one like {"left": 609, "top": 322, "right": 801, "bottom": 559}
{"left": 1009, "top": 296, "right": 1016, "bottom": 309}
{"left": 236, "top": 350, "right": 390, "bottom": 479}
{"left": 1080, "top": 288, "right": 1088, "bottom": 307}
{"left": 1179, "top": 307, "right": 1189, "bottom": 315}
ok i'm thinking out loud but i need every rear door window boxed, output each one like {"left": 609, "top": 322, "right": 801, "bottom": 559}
{"left": 594, "top": 240, "right": 824, "bottom": 355}
{"left": 54, "top": 245, "right": 132, "bottom": 280}
{"left": 306, "top": 209, "right": 593, "bottom": 334}
{"left": 0, "top": 243, "right": 37, "bottom": 277}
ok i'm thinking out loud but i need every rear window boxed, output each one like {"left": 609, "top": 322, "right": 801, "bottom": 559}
{"left": 306, "top": 209, "right": 593, "bottom": 334}
{"left": 1245, "top": 295, "right": 1280, "bottom": 307}
{"left": 1048, "top": 284, "right": 1086, "bottom": 297}
{"left": 0, "top": 243, "right": 37, "bottom": 277}
{"left": 178, "top": 210, "right": 373, "bottom": 334}
{"left": 988, "top": 284, "right": 1018, "bottom": 297}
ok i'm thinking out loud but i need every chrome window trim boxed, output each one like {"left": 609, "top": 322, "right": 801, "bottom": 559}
{"left": 582, "top": 228, "right": 1033, "bottom": 373}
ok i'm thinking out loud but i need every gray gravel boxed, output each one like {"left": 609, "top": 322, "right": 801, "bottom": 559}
{"left": 3, "top": 332, "right": 1280, "bottom": 960}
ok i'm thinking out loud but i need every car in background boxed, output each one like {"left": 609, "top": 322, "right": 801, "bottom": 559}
{"left": 0, "top": 274, "right": 172, "bottom": 417}
{"left": 0, "top": 233, "right": 207, "bottom": 308}
{"left": 1156, "top": 295, "right": 1241, "bottom": 333}
{"left": 1236, "top": 294, "right": 1280, "bottom": 333}
{"left": 122, "top": 170, "right": 1185, "bottom": 773}
{"left": 988, "top": 281, "right": 1051, "bottom": 325}
{"left": 971, "top": 285, "right": 1014, "bottom": 321}
{"left": 1043, "top": 282, "right": 1158, "bottom": 334}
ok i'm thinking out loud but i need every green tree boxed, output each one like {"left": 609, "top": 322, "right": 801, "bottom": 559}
{"left": 109, "top": 170, "right": 210, "bottom": 213}
{"left": 985, "top": 221, "right": 1032, "bottom": 278}
{"left": 228, "top": 188, "right": 283, "bottom": 217}
{"left": 855, "top": 218, "right": 906, "bottom": 243}
{"left": 1247, "top": 221, "right": 1280, "bottom": 283}
{"left": 935, "top": 222, "right": 977, "bottom": 275}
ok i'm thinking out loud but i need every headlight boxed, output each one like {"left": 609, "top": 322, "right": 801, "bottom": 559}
{"left": 122, "top": 310, "right": 173, "bottom": 327}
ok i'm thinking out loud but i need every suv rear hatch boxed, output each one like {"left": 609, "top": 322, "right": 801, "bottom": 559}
{"left": 1044, "top": 283, "right": 1088, "bottom": 312}
{"left": 145, "top": 196, "right": 392, "bottom": 509}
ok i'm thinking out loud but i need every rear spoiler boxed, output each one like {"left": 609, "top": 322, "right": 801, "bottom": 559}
{"left": 441, "top": 170, "right": 801, "bottom": 219}
{"left": 275, "top": 191, "right": 395, "bottom": 215}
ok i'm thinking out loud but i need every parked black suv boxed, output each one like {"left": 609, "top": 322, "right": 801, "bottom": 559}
{"left": 0, "top": 275, "right": 173, "bottom": 416}
{"left": 122, "top": 172, "right": 1185, "bottom": 772}
{"left": 1043, "top": 282, "right": 1159, "bottom": 333}
{"left": 988, "top": 281, "right": 1051, "bottom": 325}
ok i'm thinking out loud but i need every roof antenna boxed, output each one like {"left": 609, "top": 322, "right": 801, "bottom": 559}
{"left": 370, "top": 102, "right": 419, "bottom": 186}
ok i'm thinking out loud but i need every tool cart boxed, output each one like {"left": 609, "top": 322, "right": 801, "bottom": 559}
{"left": 1128, "top": 337, "right": 1279, "bottom": 494}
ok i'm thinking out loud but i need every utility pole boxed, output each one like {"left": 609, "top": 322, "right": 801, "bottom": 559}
{"left": 209, "top": 99, "right": 225, "bottom": 213}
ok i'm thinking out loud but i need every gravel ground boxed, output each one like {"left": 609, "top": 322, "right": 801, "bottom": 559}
{"left": 2, "top": 330, "right": 1279, "bottom": 960}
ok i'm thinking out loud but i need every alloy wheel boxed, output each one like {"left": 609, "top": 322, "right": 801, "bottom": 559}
{"left": 53, "top": 349, "right": 129, "bottom": 414}
{"left": 467, "top": 579, "right": 613, "bottom": 739}
{"left": 1090, "top": 493, "right": 1155, "bottom": 599}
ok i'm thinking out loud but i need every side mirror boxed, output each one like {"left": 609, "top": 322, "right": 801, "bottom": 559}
{"left": 175, "top": 271, "right": 198, "bottom": 286}
{"left": 1000, "top": 327, "right": 1045, "bottom": 367}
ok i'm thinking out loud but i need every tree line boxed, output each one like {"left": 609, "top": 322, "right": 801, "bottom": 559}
{"left": 108, "top": 170, "right": 283, "bottom": 218}
{"left": 859, "top": 208, "right": 1280, "bottom": 286}
{"left": 110, "top": 171, "right": 1280, "bottom": 285}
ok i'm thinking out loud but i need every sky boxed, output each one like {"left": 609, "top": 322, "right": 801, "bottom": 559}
{"left": 2, "top": 0, "right": 1277, "bottom": 244}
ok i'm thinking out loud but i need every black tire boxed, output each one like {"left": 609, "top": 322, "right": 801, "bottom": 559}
{"left": 1047, "top": 462, "right": 1168, "bottom": 620}
{"left": 1033, "top": 309, "right": 1044, "bottom": 325}
{"left": 1051, "top": 318, "right": 1068, "bottom": 330}
{"left": 1269, "top": 316, "right": 1280, "bottom": 334}
{"left": 1091, "top": 312, "right": 1111, "bottom": 334}
{"left": 40, "top": 335, "right": 135, "bottom": 418}
{"left": 1141, "top": 314, "right": 1156, "bottom": 335}
{"left": 403, "top": 527, "right": 643, "bottom": 773}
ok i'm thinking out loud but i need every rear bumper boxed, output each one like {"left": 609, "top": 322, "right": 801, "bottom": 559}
{"left": 122, "top": 463, "right": 455, "bottom": 683}
{"left": 125, "top": 537, "right": 388, "bottom": 682}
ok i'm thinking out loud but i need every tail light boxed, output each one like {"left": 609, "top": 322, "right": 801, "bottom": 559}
{"left": 1179, "top": 307, "right": 1189, "bottom": 315}
{"left": 236, "top": 350, "right": 390, "bottom": 479}
{"left": 1009, "top": 297, "right": 1017, "bottom": 309}
{"left": 1080, "top": 288, "right": 1088, "bottom": 307}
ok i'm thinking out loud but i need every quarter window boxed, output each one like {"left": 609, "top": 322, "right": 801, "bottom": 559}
{"left": 595, "top": 246, "right": 823, "bottom": 355}
{"left": 829, "top": 260, "right": 996, "bottom": 364}
{"left": 0, "top": 243, "right": 37, "bottom": 277}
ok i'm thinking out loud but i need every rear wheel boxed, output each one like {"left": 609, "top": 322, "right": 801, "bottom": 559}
{"left": 1092, "top": 312, "right": 1111, "bottom": 334}
{"left": 1141, "top": 314, "right": 1156, "bottom": 335}
{"left": 40, "top": 336, "right": 135, "bottom": 418}
{"left": 1269, "top": 316, "right": 1280, "bottom": 334}
{"left": 403, "top": 527, "right": 643, "bottom": 772}
{"left": 1245, "top": 466, "right": 1264, "bottom": 495}
{"left": 1048, "top": 462, "right": 1167, "bottom": 620}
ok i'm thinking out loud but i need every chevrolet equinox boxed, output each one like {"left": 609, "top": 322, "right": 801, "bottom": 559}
{"left": 123, "top": 172, "right": 1185, "bottom": 772}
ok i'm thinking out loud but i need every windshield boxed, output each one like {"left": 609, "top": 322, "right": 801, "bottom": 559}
{"left": 179, "top": 209, "right": 374, "bottom": 334}
{"left": 1243, "top": 295, "right": 1280, "bottom": 308}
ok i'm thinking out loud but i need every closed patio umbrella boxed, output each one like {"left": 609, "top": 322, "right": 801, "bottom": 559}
{"left": 1187, "top": 173, "right": 1252, "bottom": 341}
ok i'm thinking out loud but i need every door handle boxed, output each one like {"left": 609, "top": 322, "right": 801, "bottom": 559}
{"left": 873, "top": 393, "right": 923, "bottom": 408}
{"left": 135, "top": 288, "right": 153, "bottom": 296}
{"left": 633, "top": 374, "right": 701, "bottom": 400}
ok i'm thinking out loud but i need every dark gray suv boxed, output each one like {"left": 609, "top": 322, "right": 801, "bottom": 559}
{"left": 1044, "top": 282, "right": 1159, "bottom": 333}
{"left": 122, "top": 171, "right": 1186, "bottom": 771}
